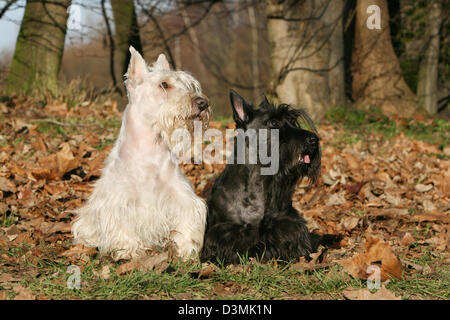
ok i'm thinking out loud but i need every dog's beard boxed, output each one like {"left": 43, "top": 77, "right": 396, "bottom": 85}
{"left": 303, "top": 148, "right": 321, "bottom": 184}
{"left": 280, "top": 144, "right": 321, "bottom": 184}
{"left": 154, "top": 107, "right": 211, "bottom": 157}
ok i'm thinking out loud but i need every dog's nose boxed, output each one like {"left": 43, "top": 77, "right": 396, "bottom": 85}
{"left": 195, "top": 97, "right": 209, "bottom": 111}
{"left": 306, "top": 136, "right": 319, "bottom": 145}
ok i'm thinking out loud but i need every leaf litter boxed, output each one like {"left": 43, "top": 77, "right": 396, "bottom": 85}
{"left": 0, "top": 97, "right": 449, "bottom": 299}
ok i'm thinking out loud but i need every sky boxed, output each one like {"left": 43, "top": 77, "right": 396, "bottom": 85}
{"left": 0, "top": 0, "right": 107, "bottom": 54}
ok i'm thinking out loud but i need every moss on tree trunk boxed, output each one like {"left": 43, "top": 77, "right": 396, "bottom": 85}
{"left": 6, "top": 0, "right": 71, "bottom": 95}
{"left": 110, "top": 0, "right": 143, "bottom": 79}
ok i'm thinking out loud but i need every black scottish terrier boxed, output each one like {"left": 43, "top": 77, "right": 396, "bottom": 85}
{"left": 201, "top": 90, "right": 337, "bottom": 265}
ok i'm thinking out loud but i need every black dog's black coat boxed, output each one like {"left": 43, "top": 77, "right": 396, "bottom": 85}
{"left": 200, "top": 90, "right": 337, "bottom": 265}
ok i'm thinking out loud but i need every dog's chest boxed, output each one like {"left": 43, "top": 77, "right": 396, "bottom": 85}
{"left": 212, "top": 173, "right": 265, "bottom": 226}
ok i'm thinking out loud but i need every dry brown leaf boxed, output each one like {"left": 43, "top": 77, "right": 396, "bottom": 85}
{"left": 0, "top": 273, "right": 17, "bottom": 283}
{"left": 338, "top": 217, "right": 360, "bottom": 232}
{"left": 326, "top": 192, "right": 346, "bottom": 206}
{"left": 136, "top": 252, "right": 169, "bottom": 273}
{"left": 39, "top": 221, "right": 72, "bottom": 234}
{"left": 343, "top": 285, "right": 401, "bottom": 300}
{"left": 415, "top": 184, "right": 433, "bottom": 193}
{"left": 59, "top": 244, "right": 97, "bottom": 257}
{"left": 45, "top": 102, "right": 68, "bottom": 116}
{"left": 93, "top": 265, "right": 112, "bottom": 280}
{"left": 422, "top": 200, "right": 437, "bottom": 212}
{"left": 338, "top": 235, "right": 402, "bottom": 281}
{"left": 31, "top": 168, "right": 54, "bottom": 180}
{"left": 116, "top": 262, "right": 138, "bottom": 275}
{"left": 13, "top": 285, "right": 35, "bottom": 300}
{"left": 56, "top": 143, "right": 79, "bottom": 176}
{"left": 0, "top": 177, "right": 16, "bottom": 193}
{"left": 342, "top": 153, "right": 359, "bottom": 170}
{"left": 400, "top": 232, "right": 415, "bottom": 247}
{"left": 412, "top": 212, "right": 450, "bottom": 223}
{"left": 196, "top": 264, "right": 217, "bottom": 279}
{"left": 411, "top": 140, "right": 438, "bottom": 154}
{"left": 31, "top": 137, "right": 47, "bottom": 152}
{"left": 44, "top": 183, "right": 67, "bottom": 195}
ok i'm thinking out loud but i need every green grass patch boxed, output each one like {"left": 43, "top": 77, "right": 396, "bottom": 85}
{"left": 2, "top": 245, "right": 446, "bottom": 300}
{"left": 0, "top": 211, "right": 18, "bottom": 228}
{"left": 324, "top": 106, "right": 450, "bottom": 148}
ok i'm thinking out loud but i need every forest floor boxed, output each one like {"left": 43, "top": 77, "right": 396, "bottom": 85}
{"left": 0, "top": 95, "right": 449, "bottom": 300}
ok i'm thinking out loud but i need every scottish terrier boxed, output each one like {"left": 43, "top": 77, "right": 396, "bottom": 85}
{"left": 72, "top": 46, "right": 211, "bottom": 260}
{"left": 201, "top": 90, "right": 335, "bottom": 265}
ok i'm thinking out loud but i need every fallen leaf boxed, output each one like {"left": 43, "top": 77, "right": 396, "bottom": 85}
{"left": 44, "top": 184, "right": 67, "bottom": 196}
{"left": 400, "top": 232, "right": 415, "bottom": 247}
{"left": 415, "top": 184, "right": 433, "bottom": 193}
{"left": 31, "top": 168, "right": 54, "bottom": 180}
{"left": 343, "top": 285, "right": 401, "bottom": 300}
{"left": 136, "top": 252, "right": 169, "bottom": 273}
{"left": 326, "top": 192, "right": 346, "bottom": 206}
{"left": 338, "top": 235, "right": 402, "bottom": 281}
{"left": 59, "top": 244, "right": 97, "bottom": 257}
{"left": 93, "top": 265, "right": 111, "bottom": 280}
{"left": 422, "top": 200, "right": 436, "bottom": 212}
{"left": 13, "top": 285, "right": 35, "bottom": 300}
{"left": 412, "top": 213, "right": 450, "bottom": 223}
{"left": 0, "top": 273, "right": 17, "bottom": 283}
{"left": 0, "top": 177, "right": 16, "bottom": 193}
{"left": 39, "top": 221, "right": 71, "bottom": 234}
{"left": 45, "top": 102, "right": 68, "bottom": 116}
{"left": 116, "top": 262, "right": 138, "bottom": 275}
{"left": 338, "top": 217, "right": 360, "bottom": 232}
{"left": 56, "top": 143, "right": 79, "bottom": 176}
{"left": 31, "top": 137, "right": 47, "bottom": 152}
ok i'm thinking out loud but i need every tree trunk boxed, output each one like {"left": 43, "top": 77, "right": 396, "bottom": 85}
{"left": 417, "top": 1, "right": 443, "bottom": 115}
{"left": 266, "top": 0, "right": 346, "bottom": 120}
{"left": 182, "top": 9, "right": 206, "bottom": 78}
{"left": 327, "top": 0, "right": 346, "bottom": 107}
{"left": 248, "top": 1, "right": 260, "bottom": 102}
{"left": 110, "top": 0, "right": 143, "bottom": 78}
{"left": 6, "top": 0, "right": 71, "bottom": 95}
{"left": 352, "top": 0, "right": 417, "bottom": 116}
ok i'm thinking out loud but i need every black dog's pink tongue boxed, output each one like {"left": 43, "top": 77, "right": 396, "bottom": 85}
{"left": 304, "top": 154, "right": 310, "bottom": 164}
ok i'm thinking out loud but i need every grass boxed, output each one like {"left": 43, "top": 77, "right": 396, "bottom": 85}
{"left": 1, "top": 104, "right": 449, "bottom": 300}
{"left": 324, "top": 105, "right": 450, "bottom": 150}
{"left": 1, "top": 241, "right": 448, "bottom": 300}
{"left": 0, "top": 211, "right": 17, "bottom": 228}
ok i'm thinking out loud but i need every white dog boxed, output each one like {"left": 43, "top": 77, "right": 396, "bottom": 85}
{"left": 72, "top": 47, "right": 210, "bottom": 260}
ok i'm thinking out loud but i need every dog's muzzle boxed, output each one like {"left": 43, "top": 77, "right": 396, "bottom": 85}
{"left": 190, "top": 96, "right": 210, "bottom": 120}
{"left": 299, "top": 133, "right": 319, "bottom": 164}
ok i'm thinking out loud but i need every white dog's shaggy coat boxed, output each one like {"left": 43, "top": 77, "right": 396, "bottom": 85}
{"left": 72, "top": 47, "right": 210, "bottom": 260}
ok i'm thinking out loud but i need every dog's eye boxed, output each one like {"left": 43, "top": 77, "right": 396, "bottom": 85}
{"left": 160, "top": 82, "right": 169, "bottom": 89}
{"left": 267, "top": 119, "right": 282, "bottom": 128}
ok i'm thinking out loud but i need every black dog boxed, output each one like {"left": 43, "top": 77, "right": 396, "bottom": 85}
{"left": 201, "top": 90, "right": 337, "bottom": 265}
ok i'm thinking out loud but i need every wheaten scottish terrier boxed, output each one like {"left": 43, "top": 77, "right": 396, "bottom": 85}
{"left": 72, "top": 46, "right": 210, "bottom": 260}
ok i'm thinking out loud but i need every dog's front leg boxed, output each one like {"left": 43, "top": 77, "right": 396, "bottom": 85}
{"left": 170, "top": 191, "right": 207, "bottom": 259}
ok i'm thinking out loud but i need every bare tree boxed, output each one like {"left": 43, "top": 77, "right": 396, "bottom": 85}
{"left": 101, "top": 0, "right": 121, "bottom": 94}
{"left": 248, "top": 0, "right": 260, "bottom": 102}
{"left": 266, "top": 0, "right": 346, "bottom": 120}
{"left": 352, "top": 0, "right": 416, "bottom": 116}
{"left": 111, "top": 0, "right": 143, "bottom": 79}
{"left": 6, "top": 0, "right": 71, "bottom": 94}
{"left": 417, "top": 0, "right": 443, "bottom": 114}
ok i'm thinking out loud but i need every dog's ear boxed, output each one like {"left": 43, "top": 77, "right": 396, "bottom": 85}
{"left": 261, "top": 94, "right": 270, "bottom": 105}
{"left": 154, "top": 53, "right": 171, "bottom": 71}
{"left": 126, "top": 46, "right": 148, "bottom": 87}
{"left": 230, "top": 89, "right": 252, "bottom": 126}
